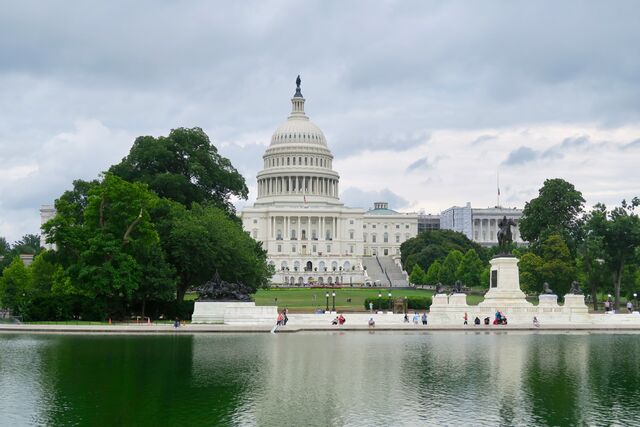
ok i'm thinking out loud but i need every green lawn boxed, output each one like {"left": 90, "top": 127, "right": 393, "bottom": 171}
{"left": 254, "top": 287, "right": 485, "bottom": 312}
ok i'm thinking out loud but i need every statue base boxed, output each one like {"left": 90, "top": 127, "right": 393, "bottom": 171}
{"left": 478, "top": 257, "right": 532, "bottom": 308}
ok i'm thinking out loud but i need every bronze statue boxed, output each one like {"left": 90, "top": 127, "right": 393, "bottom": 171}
{"left": 542, "top": 282, "right": 554, "bottom": 294}
{"left": 497, "top": 215, "right": 517, "bottom": 254}
{"left": 196, "top": 271, "right": 252, "bottom": 301}
{"left": 570, "top": 281, "right": 582, "bottom": 295}
{"left": 453, "top": 280, "right": 462, "bottom": 293}
{"left": 296, "top": 75, "right": 301, "bottom": 89}
{"left": 435, "top": 282, "right": 444, "bottom": 294}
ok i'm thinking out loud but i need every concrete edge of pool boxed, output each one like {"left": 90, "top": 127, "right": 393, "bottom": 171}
{"left": 3, "top": 323, "right": 640, "bottom": 334}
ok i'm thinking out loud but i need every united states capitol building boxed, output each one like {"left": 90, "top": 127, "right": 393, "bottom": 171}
{"left": 240, "top": 79, "right": 418, "bottom": 286}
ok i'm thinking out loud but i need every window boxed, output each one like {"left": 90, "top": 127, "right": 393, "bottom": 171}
{"left": 396, "top": 235, "right": 400, "bottom": 243}
{"left": 406, "top": 225, "right": 409, "bottom": 229}
{"left": 384, "top": 225, "right": 388, "bottom": 229}
{"left": 349, "top": 231, "right": 354, "bottom": 239}
{"left": 252, "top": 229, "right": 258, "bottom": 238}
{"left": 253, "top": 219, "right": 258, "bottom": 224}
{"left": 349, "top": 245, "right": 354, "bottom": 254}
{"left": 372, "top": 225, "right": 376, "bottom": 229}
{"left": 277, "top": 245, "right": 282, "bottom": 252}
{"left": 363, "top": 224, "right": 367, "bottom": 229}
{"left": 396, "top": 224, "right": 399, "bottom": 229}
{"left": 383, "top": 232, "right": 388, "bottom": 243}
{"left": 349, "top": 219, "right": 354, "bottom": 224}
{"left": 312, "top": 245, "right": 316, "bottom": 252}
{"left": 363, "top": 233, "right": 367, "bottom": 242}
{"left": 326, "top": 245, "right": 331, "bottom": 253}
{"left": 372, "top": 234, "right": 377, "bottom": 243}
{"left": 292, "top": 245, "right": 296, "bottom": 253}
{"left": 293, "top": 157, "right": 296, "bottom": 165}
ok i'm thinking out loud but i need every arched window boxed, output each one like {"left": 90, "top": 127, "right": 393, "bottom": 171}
{"left": 331, "top": 261, "right": 338, "bottom": 271}
{"left": 372, "top": 234, "right": 377, "bottom": 243}
{"left": 319, "top": 261, "right": 326, "bottom": 271}
{"left": 294, "top": 261, "right": 300, "bottom": 272}
{"left": 343, "top": 261, "right": 351, "bottom": 271}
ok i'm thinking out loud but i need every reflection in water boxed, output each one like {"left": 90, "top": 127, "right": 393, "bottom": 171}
{"left": 1, "top": 332, "right": 640, "bottom": 426}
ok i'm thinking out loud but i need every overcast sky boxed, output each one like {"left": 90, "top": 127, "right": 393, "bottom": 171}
{"left": 1, "top": 1, "right": 639, "bottom": 243}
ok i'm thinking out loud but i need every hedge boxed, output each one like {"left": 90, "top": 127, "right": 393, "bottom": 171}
{"left": 363, "top": 296, "right": 432, "bottom": 311}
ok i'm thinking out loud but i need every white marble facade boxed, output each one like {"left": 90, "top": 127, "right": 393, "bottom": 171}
{"left": 241, "top": 80, "right": 418, "bottom": 285}
{"left": 440, "top": 202, "right": 523, "bottom": 246}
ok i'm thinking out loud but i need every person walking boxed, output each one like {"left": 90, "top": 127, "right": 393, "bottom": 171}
{"left": 276, "top": 312, "right": 284, "bottom": 326}
{"left": 283, "top": 307, "right": 289, "bottom": 325}
{"left": 627, "top": 301, "right": 633, "bottom": 313}
{"left": 463, "top": 312, "right": 468, "bottom": 325}
{"left": 421, "top": 312, "right": 427, "bottom": 325}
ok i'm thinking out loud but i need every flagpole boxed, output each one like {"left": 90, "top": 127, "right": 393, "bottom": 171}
{"left": 497, "top": 171, "right": 500, "bottom": 208}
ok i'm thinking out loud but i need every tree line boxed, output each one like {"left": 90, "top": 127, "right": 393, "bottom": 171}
{"left": 0, "top": 128, "right": 274, "bottom": 321}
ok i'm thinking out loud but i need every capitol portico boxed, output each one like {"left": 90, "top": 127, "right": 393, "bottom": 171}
{"left": 241, "top": 78, "right": 418, "bottom": 286}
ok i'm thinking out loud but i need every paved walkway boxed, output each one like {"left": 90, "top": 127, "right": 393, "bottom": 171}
{"left": 2, "top": 323, "right": 640, "bottom": 334}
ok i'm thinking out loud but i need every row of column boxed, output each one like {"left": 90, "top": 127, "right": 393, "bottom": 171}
{"left": 258, "top": 176, "right": 338, "bottom": 198}
{"left": 268, "top": 215, "right": 340, "bottom": 241}
{"left": 474, "top": 218, "right": 519, "bottom": 242}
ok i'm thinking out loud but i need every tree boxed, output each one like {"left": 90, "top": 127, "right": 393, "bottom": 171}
{"left": 401, "top": 229, "right": 486, "bottom": 275}
{"left": 584, "top": 199, "right": 640, "bottom": 310}
{"left": 519, "top": 252, "right": 543, "bottom": 293}
{"left": 409, "top": 264, "right": 427, "bottom": 285}
{"left": 438, "top": 250, "right": 463, "bottom": 285}
{"left": 43, "top": 174, "right": 174, "bottom": 316}
{"left": 538, "top": 234, "right": 576, "bottom": 297}
{"left": 12, "top": 234, "right": 42, "bottom": 255}
{"left": 155, "top": 201, "right": 272, "bottom": 301}
{"left": 0, "top": 257, "right": 31, "bottom": 314}
{"left": 519, "top": 178, "right": 585, "bottom": 253}
{"left": 456, "top": 249, "right": 485, "bottom": 288}
{"left": 110, "top": 127, "right": 248, "bottom": 215}
{"left": 29, "top": 252, "right": 58, "bottom": 295}
{"left": 425, "top": 261, "right": 441, "bottom": 285}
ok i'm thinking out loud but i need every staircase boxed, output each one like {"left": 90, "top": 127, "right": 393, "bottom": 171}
{"left": 378, "top": 256, "right": 410, "bottom": 288}
{"left": 362, "top": 256, "right": 390, "bottom": 286}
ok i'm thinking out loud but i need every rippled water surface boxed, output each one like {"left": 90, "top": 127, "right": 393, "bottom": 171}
{"left": 1, "top": 332, "right": 640, "bottom": 426}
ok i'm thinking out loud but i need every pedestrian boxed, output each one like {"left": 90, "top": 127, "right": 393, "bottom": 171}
{"left": 174, "top": 317, "right": 180, "bottom": 329}
{"left": 627, "top": 301, "right": 633, "bottom": 313}
{"left": 533, "top": 316, "right": 540, "bottom": 327}
{"left": 403, "top": 313, "right": 409, "bottom": 323}
{"left": 412, "top": 312, "right": 419, "bottom": 325}
{"left": 604, "top": 300, "right": 610, "bottom": 312}
{"left": 276, "top": 312, "right": 284, "bottom": 326}
{"left": 283, "top": 308, "right": 289, "bottom": 325}
{"left": 474, "top": 316, "right": 480, "bottom": 326}
{"left": 421, "top": 312, "right": 427, "bottom": 325}
{"left": 368, "top": 318, "right": 375, "bottom": 328}
{"left": 463, "top": 312, "right": 468, "bottom": 325}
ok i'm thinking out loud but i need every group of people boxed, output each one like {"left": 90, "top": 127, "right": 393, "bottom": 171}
{"left": 403, "top": 312, "right": 428, "bottom": 325}
{"left": 332, "top": 314, "right": 346, "bottom": 325}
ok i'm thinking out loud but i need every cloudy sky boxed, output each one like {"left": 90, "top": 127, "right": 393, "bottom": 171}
{"left": 1, "top": 1, "right": 639, "bottom": 243}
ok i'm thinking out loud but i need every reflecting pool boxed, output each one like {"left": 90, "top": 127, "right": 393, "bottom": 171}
{"left": 1, "top": 332, "right": 639, "bottom": 426}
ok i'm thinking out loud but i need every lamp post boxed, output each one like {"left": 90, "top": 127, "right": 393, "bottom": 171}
{"left": 332, "top": 292, "right": 336, "bottom": 312}
{"left": 634, "top": 293, "right": 638, "bottom": 311}
{"left": 325, "top": 293, "right": 329, "bottom": 312}
{"left": 388, "top": 292, "right": 392, "bottom": 312}
{"left": 378, "top": 292, "right": 382, "bottom": 312}
{"left": 404, "top": 296, "right": 408, "bottom": 314}
{"left": 608, "top": 294, "right": 613, "bottom": 313}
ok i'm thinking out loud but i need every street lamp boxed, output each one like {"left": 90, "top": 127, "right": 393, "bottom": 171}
{"left": 388, "top": 292, "right": 392, "bottom": 312}
{"left": 325, "top": 292, "right": 329, "bottom": 312}
{"left": 608, "top": 294, "right": 613, "bottom": 313}
{"left": 634, "top": 293, "right": 638, "bottom": 310}
{"left": 378, "top": 292, "right": 382, "bottom": 312}
{"left": 332, "top": 292, "right": 336, "bottom": 312}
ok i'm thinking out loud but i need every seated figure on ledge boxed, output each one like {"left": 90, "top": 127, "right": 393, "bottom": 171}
{"left": 542, "top": 282, "right": 554, "bottom": 294}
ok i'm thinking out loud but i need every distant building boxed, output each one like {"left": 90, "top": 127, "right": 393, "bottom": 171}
{"left": 440, "top": 202, "right": 524, "bottom": 246}
{"left": 417, "top": 213, "right": 440, "bottom": 233}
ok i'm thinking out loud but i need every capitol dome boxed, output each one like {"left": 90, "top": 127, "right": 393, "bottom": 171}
{"left": 255, "top": 76, "right": 341, "bottom": 206}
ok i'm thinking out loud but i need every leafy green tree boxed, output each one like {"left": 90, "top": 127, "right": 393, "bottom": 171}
{"left": 425, "top": 260, "right": 441, "bottom": 285}
{"left": 438, "top": 250, "right": 463, "bottom": 285}
{"left": 480, "top": 266, "right": 490, "bottom": 289}
{"left": 110, "top": 127, "right": 248, "bottom": 215}
{"left": 155, "top": 201, "right": 272, "bottom": 301}
{"left": 401, "top": 229, "right": 486, "bottom": 275}
{"left": 409, "top": 264, "right": 427, "bottom": 285}
{"left": 519, "top": 252, "right": 543, "bottom": 293}
{"left": 519, "top": 178, "right": 585, "bottom": 253}
{"left": 0, "top": 257, "right": 31, "bottom": 314}
{"left": 12, "top": 234, "right": 42, "bottom": 255}
{"left": 29, "top": 252, "right": 58, "bottom": 295}
{"left": 538, "top": 234, "right": 576, "bottom": 296}
{"left": 456, "top": 249, "right": 484, "bottom": 288}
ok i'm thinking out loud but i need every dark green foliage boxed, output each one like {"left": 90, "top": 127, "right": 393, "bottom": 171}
{"left": 438, "top": 250, "right": 463, "bottom": 285}
{"left": 363, "top": 296, "right": 431, "bottom": 311}
{"left": 408, "top": 264, "right": 426, "bottom": 285}
{"left": 519, "top": 178, "right": 585, "bottom": 254}
{"left": 109, "top": 127, "right": 248, "bottom": 215}
{"left": 400, "top": 229, "right": 487, "bottom": 275}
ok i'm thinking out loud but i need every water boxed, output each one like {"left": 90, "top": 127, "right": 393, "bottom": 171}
{"left": 1, "top": 331, "right": 639, "bottom": 426}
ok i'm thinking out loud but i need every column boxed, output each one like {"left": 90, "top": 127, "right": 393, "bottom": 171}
{"left": 320, "top": 216, "right": 324, "bottom": 240}
{"left": 297, "top": 216, "right": 301, "bottom": 241}
{"left": 285, "top": 216, "right": 289, "bottom": 239}
{"left": 288, "top": 177, "right": 292, "bottom": 193}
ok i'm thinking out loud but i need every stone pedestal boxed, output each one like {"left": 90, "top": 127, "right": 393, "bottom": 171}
{"left": 192, "top": 301, "right": 256, "bottom": 324}
{"left": 563, "top": 294, "right": 590, "bottom": 322}
{"left": 449, "top": 293, "right": 469, "bottom": 307}
{"left": 539, "top": 294, "right": 559, "bottom": 307}
{"left": 478, "top": 257, "right": 532, "bottom": 308}
{"left": 431, "top": 293, "right": 449, "bottom": 307}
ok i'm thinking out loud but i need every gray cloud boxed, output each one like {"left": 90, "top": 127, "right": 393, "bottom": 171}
{"left": 340, "top": 187, "right": 410, "bottom": 211}
{"left": 1, "top": 1, "right": 640, "bottom": 240}
{"left": 623, "top": 139, "right": 640, "bottom": 150}
{"left": 406, "top": 156, "right": 437, "bottom": 173}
